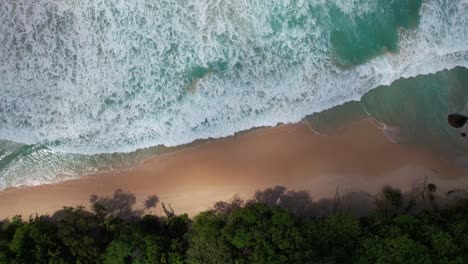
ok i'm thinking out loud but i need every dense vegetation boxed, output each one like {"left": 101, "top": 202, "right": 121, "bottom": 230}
{"left": 0, "top": 185, "right": 467, "bottom": 264}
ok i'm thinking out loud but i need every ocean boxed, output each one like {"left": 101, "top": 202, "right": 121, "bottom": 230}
{"left": 1, "top": 0, "right": 467, "bottom": 189}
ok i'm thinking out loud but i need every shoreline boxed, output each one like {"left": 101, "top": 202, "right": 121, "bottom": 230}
{"left": 0, "top": 118, "right": 467, "bottom": 219}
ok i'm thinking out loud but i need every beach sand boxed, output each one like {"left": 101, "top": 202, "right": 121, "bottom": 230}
{"left": 0, "top": 119, "right": 467, "bottom": 219}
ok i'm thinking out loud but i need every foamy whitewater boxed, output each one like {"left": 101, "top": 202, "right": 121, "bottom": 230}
{"left": 1, "top": 0, "right": 468, "bottom": 188}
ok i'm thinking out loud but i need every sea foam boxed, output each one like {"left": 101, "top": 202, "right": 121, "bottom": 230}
{"left": 0, "top": 0, "right": 467, "bottom": 154}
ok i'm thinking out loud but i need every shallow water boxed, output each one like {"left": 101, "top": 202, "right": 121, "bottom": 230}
{"left": 363, "top": 67, "right": 468, "bottom": 158}
{"left": 310, "top": 67, "right": 468, "bottom": 159}
{"left": 1, "top": 0, "right": 468, "bottom": 188}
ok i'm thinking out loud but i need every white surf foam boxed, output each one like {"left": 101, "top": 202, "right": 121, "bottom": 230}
{"left": 0, "top": 0, "right": 467, "bottom": 154}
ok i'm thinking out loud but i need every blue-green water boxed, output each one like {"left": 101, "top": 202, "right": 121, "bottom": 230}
{"left": 309, "top": 67, "right": 468, "bottom": 158}
{"left": 363, "top": 67, "right": 468, "bottom": 157}
{"left": 1, "top": 0, "right": 467, "bottom": 188}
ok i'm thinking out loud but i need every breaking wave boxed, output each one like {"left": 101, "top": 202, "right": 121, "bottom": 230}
{"left": 0, "top": 0, "right": 467, "bottom": 155}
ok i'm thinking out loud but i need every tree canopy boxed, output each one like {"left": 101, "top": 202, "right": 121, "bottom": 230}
{"left": 0, "top": 186, "right": 467, "bottom": 263}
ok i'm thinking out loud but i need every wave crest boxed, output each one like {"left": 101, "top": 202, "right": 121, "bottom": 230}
{"left": 0, "top": 0, "right": 467, "bottom": 154}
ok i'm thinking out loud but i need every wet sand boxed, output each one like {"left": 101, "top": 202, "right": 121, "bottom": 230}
{"left": 0, "top": 119, "right": 467, "bottom": 219}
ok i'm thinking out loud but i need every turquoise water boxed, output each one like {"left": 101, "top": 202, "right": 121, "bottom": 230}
{"left": 309, "top": 67, "right": 468, "bottom": 158}
{"left": 362, "top": 67, "right": 468, "bottom": 157}
{"left": 1, "top": 0, "right": 468, "bottom": 188}
{"left": 0, "top": 139, "right": 166, "bottom": 188}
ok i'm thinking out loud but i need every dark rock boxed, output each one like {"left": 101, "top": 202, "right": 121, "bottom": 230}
{"left": 448, "top": 113, "right": 467, "bottom": 128}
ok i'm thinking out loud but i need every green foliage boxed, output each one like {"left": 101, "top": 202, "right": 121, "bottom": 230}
{"left": 187, "top": 211, "right": 232, "bottom": 264}
{"left": 356, "top": 234, "right": 431, "bottom": 264}
{"left": 56, "top": 206, "right": 107, "bottom": 263}
{"left": 0, "top": 187, "right": 467, "bottom": 263}
{"left": 103, "top": 229, "right": 163, "bottom": 264}
{"left": 303, "top": 214, "right": 360, "bottom": 263}
{"left": 447, "top": 221, "right": 468, "bottom": 255}
{"left": 0, "top": 216, "right": 22, "bottom": 264}
{"left": 222, "top": 203, "right": 303, "bottom": 263}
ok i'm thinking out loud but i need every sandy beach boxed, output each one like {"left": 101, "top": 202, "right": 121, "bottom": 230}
{"left": 0, "top": 119, "right": 467, "bottom": 219}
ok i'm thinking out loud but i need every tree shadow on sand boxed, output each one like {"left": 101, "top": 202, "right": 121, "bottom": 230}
{"left": 89, "top": 189, "right": 139, "bottom": 219}
{"left": 44, "top": 189, "right": 159, "bottom": 221}
{"left": 212, "top": 183, "right": 468, "bottom": 218}
{"left": 248, "top": 185, "right": 376, "bottom": 217}
{"left": 35, "top": 182, "right": 468, "bottom": 223}
{"left": 88, "top": 189, "right": 160, "bottom": 220}
{"left": 48, "top": 189, "right": 159, "bottom": 220}
{"left": 49, "top": 189, "right": 160, "bottom": 221}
